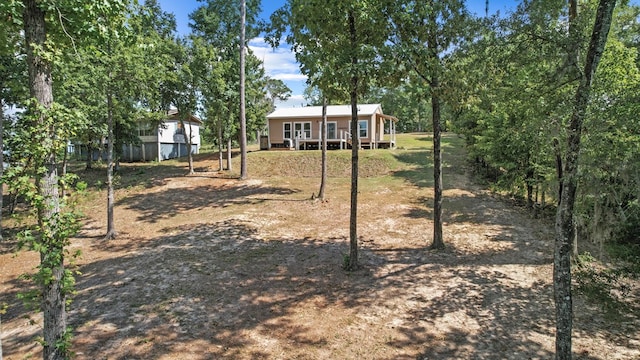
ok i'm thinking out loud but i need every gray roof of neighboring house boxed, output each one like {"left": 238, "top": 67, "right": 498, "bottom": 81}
{"left": 167, "top": 109, "right": 203, "bottom": 124}
{"left": 267, "top": 104, "right": 382, "bottom": 119}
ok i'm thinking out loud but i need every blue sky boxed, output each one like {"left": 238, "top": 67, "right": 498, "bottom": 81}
{"left": 156, "top": 1, "right": 538, "bottom": 108}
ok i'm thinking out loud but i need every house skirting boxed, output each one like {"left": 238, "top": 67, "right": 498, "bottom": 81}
{"left": 122, "top": 142, "right": 199, "bottom": 162}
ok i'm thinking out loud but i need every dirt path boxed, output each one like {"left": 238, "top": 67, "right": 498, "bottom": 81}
{"left": 1, "top": 137, "right": 638, "bottom": 359}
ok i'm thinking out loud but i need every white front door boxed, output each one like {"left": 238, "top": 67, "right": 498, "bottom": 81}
{"left": 294, "top": 122, "right": 311, "bottom": 139}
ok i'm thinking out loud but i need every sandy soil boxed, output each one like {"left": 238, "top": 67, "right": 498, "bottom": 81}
{"left": 1, "top": 139, "right": 639, "bottom": 359}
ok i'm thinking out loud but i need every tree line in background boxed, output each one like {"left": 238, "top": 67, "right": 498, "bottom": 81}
{"left": 1, "top": 0, "right": 638, "bottom": 359}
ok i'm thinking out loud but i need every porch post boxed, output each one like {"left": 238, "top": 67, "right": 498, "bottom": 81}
{"left": 392, "top": 120, "right": 396, "bottom": 148}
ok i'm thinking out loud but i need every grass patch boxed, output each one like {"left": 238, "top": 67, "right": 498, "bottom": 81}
{"left": 247, "top": 150, "right": 399, "bottom": 178}
{"left": 606, "top": 242, "right": 640, "bottom": 275}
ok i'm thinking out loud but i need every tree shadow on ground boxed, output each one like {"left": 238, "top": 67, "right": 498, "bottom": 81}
{"left": 403, "top": 191, "right": 531, "bottom": 227}
{"left": 0, "top": 224, "right": 29, "bottom": 255}
{"left": 2, "top": 218, "right": 635, "bottom": 359}
{"left": 66, "top": 219, "right": 561, "bottom": 359}
{"left": 116, "top": 182, "right": 300, "bottom": 224}
{"left": 70, "top": 162, "right": 185, "bottom": 192}
{"left": 67, "top": 219, "right": 559, "bottom": 358}
{"left": 71, "top": 155, "right": 242, "bottom": 193}
{"left": 392, "top": 151, "right": 434, "bottom": 188}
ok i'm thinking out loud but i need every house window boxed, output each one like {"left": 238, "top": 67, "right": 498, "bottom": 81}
{"left": 359, "top": 120, "right": 368, "bottom": 138}
{"left": 349, "top": 120, "right": 369, "bottom": 138}
{"left": 294, "top": 122, "right": 311, "bottom": 139}
{"left": 283, "top": 122, "right": 292, "bottom": 139}
{"left": 137, "top": 123, "right": 155, "bottom": 137}
{"left": 326, "top": 122, "right": 337, "bottom": 139}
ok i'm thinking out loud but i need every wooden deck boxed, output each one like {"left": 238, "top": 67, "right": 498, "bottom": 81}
{"left": 269, "top": 139, "right": 395, "bottom": 150}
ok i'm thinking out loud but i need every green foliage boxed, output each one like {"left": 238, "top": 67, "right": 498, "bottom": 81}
{"left": 576, "top": 35, "right": 640, "bottom": 246}
{"left": 190, "top": 0, "right": 275, "bottom": 148}
{"left": 342, "top": 253, "right": 351, "bottom": 270}
{"left": 451, "top": 1, "right": 640, "bottom": 235}
{"left": 450, "top": 4, "right": 568, "bottom": 202}
{"left": 3, "top": 1, "right": 151, "bottom": 358}
{"left": 607, "top": 242, "right": 640, "bottom": 275}
{"left": 190, "top": 0, "right": 262, "bottom": 50}
{"left": 75, "top": 180, "right": 88, "bottom": 192}
{"left": 364, "top": 80, "right": 432, "bottom": 132}
{"left": 268, "top": 0, "right": 391, "bottom": 101}
{"left": 574, "top": 253, "right": 632, "bottom": 315}
{"left": 31, "top": 325, "right": 75, "bottom": 358}
{"left": 55, "top": 326, "right": 75, "bottom": 358}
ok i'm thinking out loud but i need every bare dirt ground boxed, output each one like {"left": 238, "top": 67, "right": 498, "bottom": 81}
{"left": 1, "top": 134, "right": 639, "bottom": 359}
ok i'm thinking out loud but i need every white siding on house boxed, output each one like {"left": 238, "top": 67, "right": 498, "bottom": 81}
{"left": 158, "top": 120, "right": 201, "bottom": 146}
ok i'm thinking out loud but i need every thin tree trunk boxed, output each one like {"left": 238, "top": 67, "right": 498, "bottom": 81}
{"left": 554, "top": 1, "right": 616, "bottom": 359}
{"left": 0, "top": 102, "right": 4, "bottom": 241}
{"left": 318, "top": 96, "right": 328, "bottom": 201}
{"left": 105, "top": 89, "right": 117, "bottom": 240}
{"left": 23, "top": 1, "right": 67, "bottom": 359}
{"left": 180, "top": 118, "right": 194, "bottom": 175}
{"left": 526, "top": 167, "right": 535, "bottom": 209}
{"left": 99, "top": 136, "right": 105, "bottom": 162}
{"left": 239, "top": 0, "right": 248, "bottom": 179}
{"left": 429, "top": 5, "right": 444, "bottom": 250}
{"left": 227, "top": 137, "right": 232, "bottom": 171}
{"left": 0, "top": 306, "right": 3, "bottom": 360}
{"left": 553, "top": 138, "right": 563, "bottom": 204}
{"left": 85, "top": 140, "right": 93, "bottom": 170}
{"left": 430, "top": 87, "right": 444, "bottom": 249}
{"left": 218, "top": 118, "right": 223, "bottom": 171}
{"left": 188, "top": 121, "right": 194, "bottom": 173}
{"left": 347, "top": 10, "right": 359, "bottom": 271}
{"left": 61, "top": 144, "right": 68, "bottom": 198}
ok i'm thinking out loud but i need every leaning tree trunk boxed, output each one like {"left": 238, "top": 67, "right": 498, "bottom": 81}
{"left": 318, "top": 96, "right": 328, "bottom": 201}
{"left": 554, "top": 1, "right": 616, "bottom": 359}
{"left": 23, "top": 1, "right": 67, "bottom": 359}
{"left": 428, "top": 5, "right": 444, "bottom": 250}
{"left": 105, "top": 89, "right": 117, "bottom": 240}
{"left": 347, "top": 10, "right": 359, "bottom": 271}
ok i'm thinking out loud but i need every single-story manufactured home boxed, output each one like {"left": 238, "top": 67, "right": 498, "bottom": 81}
{"left": 265, "top": 103, "right": 398, "bottom": 150}
{"left": 122, "top": 109, "right": 202, "bottom": 162}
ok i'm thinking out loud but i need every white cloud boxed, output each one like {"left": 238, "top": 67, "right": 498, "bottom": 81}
{"left": 249, "top": 37, "right": 307, "bottom": 84}
{"left": 248, "top": 38, "right": 309, "bottom": 109}
{"left": 273, "top": 73, "right": 307, "bottom": 81}
{"left": 275, "top": 94, "right": 307, "bottom": 109}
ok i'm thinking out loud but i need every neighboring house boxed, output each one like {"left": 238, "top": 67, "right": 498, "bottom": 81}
{"left": 266, "top": 103, "right": 398, "bottom": 150}
{"left": 77, "top": 109, "right": 203, "bottom": 161}
{"left": 122, "top": 109, "right": 202, "bottom": 162}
